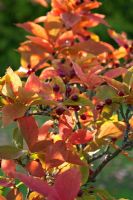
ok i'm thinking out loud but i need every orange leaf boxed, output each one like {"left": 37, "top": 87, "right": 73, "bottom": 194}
{"left": 26, "top": 36, "right": 53, "bottom": 53}
{"left": 26, "top": 160, "right": 45, "bottom": 177}
{"left": 2, "top": 103, "right": 26, "bottom": 126}
{"left": 17, "top": 22, "right": 48, "bottom": 40}
{"left": 0, "top": 195, "right": 7, "bottom": 200}
{"left": 25, "top": 73, "right": 42, "bottom": 93}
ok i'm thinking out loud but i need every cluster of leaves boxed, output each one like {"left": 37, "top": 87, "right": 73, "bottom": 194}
{"left": 0, "top": 0, "right": 133, "bottom": 199}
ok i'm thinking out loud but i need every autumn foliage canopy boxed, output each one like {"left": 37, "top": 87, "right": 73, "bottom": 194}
{"left": 0, "top": 0, "right": 133, "bottom": 199}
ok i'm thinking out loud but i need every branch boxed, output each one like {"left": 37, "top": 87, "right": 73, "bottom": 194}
{"left": 88, "top": 140, "right": 133, "bottom": 183}
{"left": 86, "top": 145, "right": 110, "bottom": 164}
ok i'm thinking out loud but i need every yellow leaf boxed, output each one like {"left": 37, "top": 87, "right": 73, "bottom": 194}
{"left": 6, "top": 68, "right": 22, "bottom": 93}
{"left": 98, "top": 121, "right": 126, "bottom": 139}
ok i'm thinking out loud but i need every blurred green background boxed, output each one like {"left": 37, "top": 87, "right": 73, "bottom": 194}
{"left": 0, "top": 0, "right": 133, "bottom": 199}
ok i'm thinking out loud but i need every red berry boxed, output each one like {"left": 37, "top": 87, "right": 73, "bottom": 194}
{"left": 27, "top": 68, "right": 34, "bottom": 75}
{"left": 80, "top": 114, "right": 86, "bottom": 120}
{"left": 66, "top": 85, "right": 72, "bottom": 97}
{"left": 105, "top": 98, "right": 112, "bottom": 105}
{"left": 58, "top": 70, "right": 65, "bottom": 77}
{"left": 53, "top": 84, "right": 60, "bottom": 92}
{"left": 96, "top": 102, "right": 105, "bottom": 110}
{"left": 56, "top": 107, "right": 65, "bottom": 115}
{"left": 70, "top": 69, "right": 76, "bottom": 78}
{"left": 72, "top": 106, "right": 80, "bottom": 111}
{"left": 118, "top": 91, "right": 124, "bottom": 96}
{"left": 71, "top": 94, "right": 79, "bottom": 101}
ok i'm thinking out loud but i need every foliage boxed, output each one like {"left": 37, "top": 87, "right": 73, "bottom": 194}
{"left": 0, "top": 0, "right": 133, "bottom": 199}
{"left": 0, "top": 0, "right": 133, "bottom": 74}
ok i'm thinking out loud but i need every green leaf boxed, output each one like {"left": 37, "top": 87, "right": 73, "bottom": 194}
{"left": 77, "top": 193, "right": 97, "bottom": 200}
{"left": 63, "top": 97, "right": 94, "bottom": 108}
{"left": 96, "top": 85, "right": 117, "bottom": 100}
{"left": 96, "top": 188, "right": 117, "bottom": 200}
{"left": 0, "top": 145, "right": 24, "bottom": 159}
{"left": 13, "top": 127, "right": 23, "bottom": 149}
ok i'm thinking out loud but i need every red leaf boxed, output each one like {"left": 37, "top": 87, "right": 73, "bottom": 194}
{"left": 25, "top": 73, "right": 42, "bottom": 93}
{"left": 38, "top": 120, "right": 53, "bottom": 141}
{"left": 45, "top": 140, "right": 85, "bottom": 168}
{"left": 2, "top": 103, "right": 26, "bottom": 126}
{"left": 54, "top": 168, "right": 81, "bottom": 200}
{"left": 27, "top": 36, "right": 53, "bottom": 53}
{"left": 12, "top": 172, "right": 57, "bottom": 198}
{"left": 59, "top": 114, "right": 74, "bottom": 140}
{"left": 61, "top": 12, "right": 81, "bottom": 28}
{"left": 26, "top": 160, "right": 45, "bottom": 177}
{"left": 1, "top": 160, "right": 16, "bottom": 176}
{"left": 18, "top": 116, "right": 53, "bottom": 152}
{"left": 104, "top": 67, "right": 127, "bottom": 78}
{"left": 18, "top": 116, "right": 39, "bottom": 151}
{"left": 40, "top": 67, "right": 58, "bottom": 80}
{"left": 69, "top": 129, "right": 93, "bottom": 145}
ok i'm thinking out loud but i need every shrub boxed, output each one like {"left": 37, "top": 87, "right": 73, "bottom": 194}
{"left": 0, "top": 0, "right": 133, "bottom": 199}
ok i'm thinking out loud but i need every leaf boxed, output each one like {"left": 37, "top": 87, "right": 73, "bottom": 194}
{"left": 18, "top": 116, "right": 39, "bottom": 151}
{"left": 0, "top": 178, "right": 14, "bottom": 187}
{"left": 2, "top": 103, "right": 27, "bottom": 126}
{"left": 104, "top": 67, "right": 127, "bottom": 78}
{"left": 45, "top": 140, "right": 85, "bottom": 168}
{"left": 6, "top": 188, "right": 23, "bottom": 200}
{"left": 102, "top": 76, "right": 128, "bottom": 92}
{"left": 32, "top": 0, "right": 48, "bottom": 7}
{"left": 18, "top": 116, "right": 53, "bottom": 152}
{"left": 6, "top": 68, "right": 22, "bottom": 93}
{"left": 98, "top": 121, "right": 126, "bottom": 139}
{"left": 11, "top": 172, "right": 56, "bottom": 198}
{"left": 108, "top": 29, "right": 127, "bottom": 46}
{"left": 0, "top": 195, "right": 7, "bottom": 200}
{"left": 96, "top": 85, "right": 117, "bottom": 100}
{"left": 45, "top": 15, "right": 63, "bottom": 39}
{"left": 26, "top": 160, "right": 44, "bottom": 177}
{"left": 28, "top": 192, "right": 45, "bottom": 200}
{"left": 96, "top": 188, "right": 117, "bottom": 200}
{"left": 0, "top": 146, "right": 24, "bottom": 159}
{"left": 17, "top": 22, "right": 48, "bottom": 40}
{"left": 68, "top": 40, "right": 111, "bottom": 55}
{"left": 64, "top": 96, "right": 94, "bottom": 108}
{"left": 40, "top": 67, "right": 58, "bottom": 80}
{"left": 1, "top": 160, "right": 16, "bottom": 176}
{"left": 25, "top": 73, "right": 42, "bottom": 93}
{"left": 59, "top": 114, "right": 74, "bottom": 140}
{"left": 61, "top": 12, "right": 81, "bottom": 28}
{"left": 26, "top": 36, "right": 53, "bottom": 53}
{"left": 54, "top": 168, "right": 81, "bottom": 200}
{"left": 13, "top": 127, "right": 23, "bottom": 149}
{"left": 69, "top": 129, "right": 93, "bottom": 145}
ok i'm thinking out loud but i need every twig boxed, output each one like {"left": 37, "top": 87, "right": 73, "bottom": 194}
{"left": 86, "top": 145, "right": 110, "bottom": 164}
{"left": 88, "top": 141, "right": 133, "bottom": 183}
